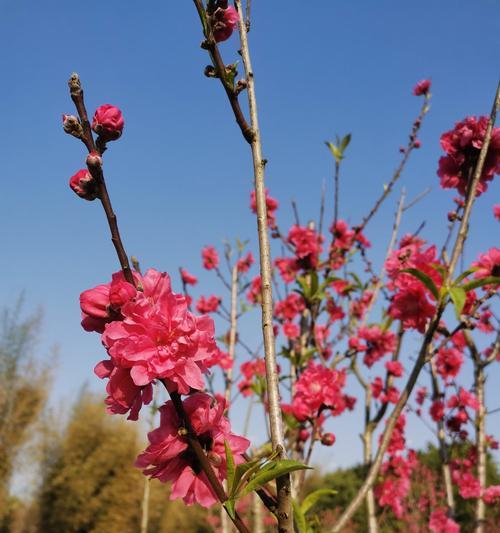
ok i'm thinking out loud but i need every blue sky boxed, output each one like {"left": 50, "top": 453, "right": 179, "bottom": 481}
{"left": 1, "top": 0, "right": 499, "bottom": 473}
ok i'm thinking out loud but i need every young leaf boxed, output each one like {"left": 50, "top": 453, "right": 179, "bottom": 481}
{"left": 462, "top": 276, "right": 500, "bottom": 292}
{"left": 229, "top": 458, "right": 262, "bottom": 499}
{"left": 449, "top": 287, "right": 466, "bottom": 319}
{"left": 340, "top": 133, "right": 352, "bottom": 152}
{"left": 325, "top": 141, "right": 342, "bottom": 163}
{"left": 453, "top": 267, "right": 479, "bottom": 285}
{"left": 224, "top": 440, "right": 236, "bottom": 493}
{"left": 400, "top": 268, "right": 440, "bottom": 300}
{"left": 292, "top": 499, "right": 307, "bottom": 533}
{"left": 224, "top": 499, "right": 236, "bottom": 520}
{"left": 301, "top": 488, "right": 338, "bottom": 515}
{"left": 240, "top": 460, "right": 311, "bottom": 497}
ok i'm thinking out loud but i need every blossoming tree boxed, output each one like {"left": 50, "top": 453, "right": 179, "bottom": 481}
{"left": 62, "top": 2, "right": 499, "bottom": 532}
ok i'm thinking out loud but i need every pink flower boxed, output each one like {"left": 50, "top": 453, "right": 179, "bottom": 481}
{"left": 181, "top": 268, "right": 198, "bottom": 286}
{"left": 429, "top": 400, "right": 444, "bottom": 422}
{"left": 205, "top": 349, "right": 233, "bottom": 370}
{"left": 452, "top": 469, "right": 481, "bottom": 499}
{"left": 250, "top": 189, "right": 278, "bottom": 228}
{"left": 136, "top": 393, "right": 249, "bottom": 507}
{"left": 413, "top": 79, "right": 431, "bottom": 96}
{"left": 274, "top": 257, "right": 299, "bottom": 283}
{"left": 109, "top": 279, "right": 137, "bottom": 310}
{"left": 283, "top": 321, "right": 300, "bottom": 339}
{"left": 246, "top": 275, "right": 261, "bottom": 304}
{"left": 102, "top": 269, "right": 218, "bottom": 394}
{"left": 388, "top": 281, "right": 436, "bottom": 333}
{"left": 416, "top": 386, "right": 428, "bottom": 406}
{"left": 358, "top": 326, "right": 397, "bottom": 367}
{"left": 95, "top": 359, "right": 153, "bottom": 420}
{"left": 202, "top": 246, "right": 219, "bottom": 270}
{"left": 212, "top": 6, "right": 239, "bottom": 43}
{"left": 92, "top": 104, "right": 124, "bottom": 141}
{"left": 483, "top": 485, "right": 500, "bottom": 504}
{"left": 494, "top": 204, "right": 500, "bottom": 221}
{"left": 291, "top": 362, "right": 348, "bottom": 421}
{"left": 447, "top": 387, "right": 479, "bottom": 411}
{"left": 472, "top": 247, "right": 500, "bottom": 279}
{"left": 436, "top": 347, "right": 463, "bottom": 380}
{"left": 429, "top": 509, "right": 460, "bottom": 533}
{"left": 326, "top": 300, "right": 345, "bottom": 322}
{"left": 438, "top": 116, "right": 500, "bottom": 196}
{"left": 69, "top": 169, "right": 98, "bottom": 201}
{"left": 195, "top": 295, "right": 221, "bottom": 314}
{"left": 238, "top": 358, "right": 267, "bottom": 397}
{"left": 236, "top": 252, "right": 255, "bottom": 274}
{"left": 371, "top": 377, "right": 384, "bottom": 399}
{"left": 288, "top": 225, "right": 323, "bottom": 269}
{"left": 330, "top": 220, "right": 355, "bottom": 251}
{"left": 274, "top": 293, "right": 305, "bottom": 321}
{"left": 385, "top": 360, "right": 403, "bottom": 377}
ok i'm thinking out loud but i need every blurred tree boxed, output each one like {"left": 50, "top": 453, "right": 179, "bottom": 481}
{"left": 0, "top": 298, "right": 49, "bottom": 530}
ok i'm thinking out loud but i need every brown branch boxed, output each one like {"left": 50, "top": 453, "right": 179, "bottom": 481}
{"left": 354, "top": 96, "right": 430, "bottom": 236}
{"left": 68, "top": 73, "right": 135, "bottom": 285}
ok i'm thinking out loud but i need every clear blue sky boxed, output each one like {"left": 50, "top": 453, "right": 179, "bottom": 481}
{"left": 1, "top": 0, "right": 499, "bottom": 471}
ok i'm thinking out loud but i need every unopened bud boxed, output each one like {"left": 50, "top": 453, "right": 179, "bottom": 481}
{"left": 86, "top": 151, "right": 103, "bottom": 170}
{"left": 62, "top": 114, "right": 83, "bottom": 138}
{"left": 321, "top": 433, "right": 336, "bottom": 446}
{"left": 235, "top": 79, "right": 248, "bottom": 95}
{"left": 69, "top": 169, "right": 98, "bottom": 201}
{"left": 92, "top": 104, "right": 124, "bottom": 142}
{"left": 298, "top": 429, "right": 309, "bottom": 442}
{"left": 204, "top": 65, "right": 217, "bottom": 78}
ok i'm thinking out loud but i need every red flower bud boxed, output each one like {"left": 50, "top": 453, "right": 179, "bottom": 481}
{"left": 80, "top": 284, "right": 110, "bottom": 319}
{"left": 321, "top": 433, "right": 336, "bottom": 446}
{"left": 92, "top": 104, "right": 124, "bottom": 141}
{"left": 212, "top": 6, "right": 239, "bottom": 42}
{"left": 298, "top": 429, "right": 309, "bottom": 442}
{"left": 69, "top": 169, "right": 98, "bottom": 201}
{"left": 414, "top": 139, "right": 421, "bottom": 149}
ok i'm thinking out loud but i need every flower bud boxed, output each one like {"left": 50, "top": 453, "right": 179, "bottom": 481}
{"left": 62, "top": 114, "right": 83, "bottom": 138}
{"left": 92, "top": 104, "right": 124, "bottom": 141}
{"left": 212, "top": 6, "right": 239, "bottom": 42}
{"left": 298, "top": 429, "right": 309, "bottom": 442}
{"left": 69, "top": 169, "right": 98, "bottom": 201}
{"left": 109, "top": 281, "right": 137, "bottom": 310}
{"left": 321, "top": 433, "right": 336, "bottom": 446}
{"left": 80, "top": 284, "right": 110, "bottom": 318}
{"left": 86, "top": 151, "right": 103, "bottom": 170}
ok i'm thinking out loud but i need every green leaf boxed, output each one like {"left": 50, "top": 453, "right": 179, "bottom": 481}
{"left": 241, "top": 460, "right": 311, "bottom": 497}
{"left": 292, "top": 499, "right": 307, "bottom": 533}
{"left": 224, "top": 499, "right": 236, "bottom": 520}
{"left": 453, "top": 267, "right": 479, "bottom": 285}
{"left": 301, "top": 489, "right": 338, "bottom": 515}
{"left": 449, "top": 287, "right": 466, "bottom": 319}
{"left": 229, "top": 458, "right": 262, "bottom": 499}
{"left": 340, "top": 133, "right": 352, "bottom": 152}
{"left": 462, "top": 276, "right": 500, "bottom": 292}
{"left": 325, "top": 141, "right": 342, "bottom": 163}
{"left": 348, "top": 272, "right": 364, "bottom": 290}
{"left": 224, "top": 440, "right": 235, "bottom": 493}
{"left": 400, "top": 268, "right": 439, "bottom": 300}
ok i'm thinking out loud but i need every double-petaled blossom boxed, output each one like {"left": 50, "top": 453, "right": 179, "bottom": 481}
{"left": 413, "top": 79, "right": 431, "bottom": 96}
{"left": 211, "top": 6, "right": 239, "bottom": 43}
{"left": 282, "top": 321, "right": 300, "bottom": 339}
{"left": 436, "top": 347, "right": 463, "bottom": 381}
{"left": 205, "top": 349, "right": 233, "bottom": 370}
{"left": 100, "top": 269, "right": 218, "bottom": 395}
{"left": 287, "top": 225, "right": 323, "bottom": 269}
{"left": 429, "top": 509, "right": 460, "bottom": 533}
{"left": 274, "top": 293, "right": 305, "bottom": 321}
{"left": 429, "top": 400, "right": 445, "bottom": 422}
{"left": 483, "top": 485, "right": 500, "bottom": 504}
{"left": 326, "top": 300, "right": 345, "bottom": 322}
{"left": 250, "top": 189, "right": 278, "bottom": 228}
{"left": 494, "top": 204, "right": 500, "bottom": 221}
{"left": 202, "top": 246, "right": 219, "bottom": 270}
{"left": 472, "top": 247, "right": 500, "bottom": 279}
{"left": 330, "top": 219, "right": 355, "bottom": 251}
{"left": 357, "top": 326, "right": 397, "bottom": 367}
{"left": 437, "top": 116, "right": 500, "bottom": 196}
{"left": 388, "top": 281, "right": 436, "bottom": 333}
{"left": 136, "top": 393, "right": 250, "bottom": 507}
{"left": 452, "top": 468, "right": 481, "bottom": 499}
{"left": 195, "top": 295, "right": 221, "bottom": 314}
{"left": 291, "top": 362, "right": 349, "bottom": 422}
{"left": 385, "top": 360, "right": 403, "bottom": 377}
{"left": 236, "top": 251, "right": 255, "bottom": 274}
{"left": 274, "top": 257, "right": 299, "bottom": 283}
{"left": 69, "top": 169, "right": 98, "bottom": 201}
{"left": 92, "top": 104, "right": 124, "bottom": 141}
